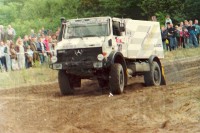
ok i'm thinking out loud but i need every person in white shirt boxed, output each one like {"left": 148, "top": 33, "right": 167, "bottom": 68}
{"left": 0, "top": 41, "right": 7, "bottom": 71}
{"left": 16, "top": 38, "right": 25, "bottom": 69}
{"left": 7, "top": 25, "right": 16, "bottom": 41}
{"left": 165, "top": 15, "right": 173, "bottom": 27}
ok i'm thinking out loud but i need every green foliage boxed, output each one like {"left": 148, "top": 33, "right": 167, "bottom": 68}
{"left": 0, "top": 0, "right": 199, "bottom": 38}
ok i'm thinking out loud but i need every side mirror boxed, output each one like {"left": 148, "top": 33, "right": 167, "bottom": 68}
{"left": 120, "top": 23, "right": 125, "bottom": 32}
{"left": 120, "top": 27, "right": 125, "bottom": 32}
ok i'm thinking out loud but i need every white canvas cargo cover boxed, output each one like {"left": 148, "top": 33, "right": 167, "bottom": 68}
{"left": 124, "top": 19, "right": 164, "bottom": 59}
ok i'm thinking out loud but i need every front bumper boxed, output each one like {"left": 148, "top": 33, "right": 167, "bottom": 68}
{"left": 49, "top": 61, "right": 104, "bottom": 76}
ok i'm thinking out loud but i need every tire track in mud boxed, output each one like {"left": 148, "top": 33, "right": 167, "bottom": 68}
{"left": 0, "top": 57, "right": 200, "bottom": 133}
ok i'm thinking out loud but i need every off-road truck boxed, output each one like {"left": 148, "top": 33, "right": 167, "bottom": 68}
{"left": 50, "top": 17, "right": 166, "bottom": 95}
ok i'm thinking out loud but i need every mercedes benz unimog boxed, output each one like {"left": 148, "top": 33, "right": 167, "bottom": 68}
{"left": 50, "top": 17, "right": 166, "bottom": 95}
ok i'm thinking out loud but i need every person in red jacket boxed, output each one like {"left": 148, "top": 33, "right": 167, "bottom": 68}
{"left": 43, "top": 35, "right": 52, "bottom": 61}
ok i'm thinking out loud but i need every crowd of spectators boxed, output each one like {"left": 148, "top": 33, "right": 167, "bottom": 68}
{"left": 0, "top": 25, "right": 60, "bottom": 72}
{"left": 161, "top": 15, "right": 200, "bottom": 51}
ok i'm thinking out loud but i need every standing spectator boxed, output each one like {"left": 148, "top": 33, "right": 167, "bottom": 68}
{"left": 55, "top": 27, "right": 60, "bottom": 40}
{"left": 0, "top": 41, "right": 7, "bottom": 71}
{"left": 43, "top": 35, "right": 52, "bottom": 61}
{"left": 187, "top": 20, "right": 198, "bottom": 48}
{"left": 151, "top": 16, "right": 157, "bottom": 21}
{"left": 48, "top": 36, "right": 54, "bottom": 54}
{"left": 180, "top": 22, "right": 184, "bottom": 29}
{"left": 10, "top": 42, "right": 19, "bottom": 71}
{"left": 30, "top": 29, "right": 36, "bottom": 38}
{"left": 23, "top": 35, "right": 30, "bottom": 68}
{"left": 37, "top": 29, "right": 42, "bottom": 38}
{"left": 194, "top": 19, "right": 200, "bottom": 45}
{"left": 4, "top": 40, "right": 11, "bottom": 71}
{"left": 161, "top": 26, "right": 168, "bottom": 50}
{"left": 175, "top": 25, "right": 184, "bottom": 48}
{"left": 7, "top": 25, "right": 16, "bottom": 41}
{"left": 30, "top": 36, "right": 40, "bottom": 64}
{"left": 0, "top": 25, "right": 4, "bottom": 42}
{"left": 51, "top": 34, "right": 57, "bottom": 50}
{"left": 23, "top": 35, "right": 30, "bottom": 48}
{"left": 16, "top": 38, "right": 25, "bottom": 69}
{"left": 183, "top": 27, "right": 190, "bottom": 48}
{"left": 25, "top": 45, "right": 33, "bottom": 68}
{"left": 167, "top": 24, "right": 176, "bottom": 50}
{"left": 165, "top": 15, "right": 173, "bottom": 27}
{"left": 37, "top": 37, "right": 46, "bottom": 64}
{"left": 42, "top": 27, "right": 48, "bottom": 35}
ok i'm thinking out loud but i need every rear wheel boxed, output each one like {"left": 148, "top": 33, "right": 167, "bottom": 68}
{"left": 109, "top": 63, "right": 125, "bottom": 94}
{"left": 58, "top": 70, "right": 74, "bottom": 95}
{"left": 144, "top": 61, "right": 161, "bottom": 86}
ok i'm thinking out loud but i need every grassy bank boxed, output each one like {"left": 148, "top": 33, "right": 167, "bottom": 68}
{"left": 164, "top": 47, "right": 200, "bottom": 61}
{"left": 0, "top": 65, "right": 57, "bottom": 89}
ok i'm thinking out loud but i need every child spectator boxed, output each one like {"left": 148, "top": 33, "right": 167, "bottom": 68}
{"left": 25, "top": 45, "right": 33, "bottom": 68}
{"left": 183, "top": 28, "right": 190, "bottom": 48}
{"left": 10, "top": 43, "right": 19, "bottom": 71}
{"left": 175, "top": 25, "right": 184, "bottom": 48}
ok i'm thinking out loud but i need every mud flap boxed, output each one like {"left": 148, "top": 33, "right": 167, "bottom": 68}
{"left": 161, "top": 66, "right": 166, "bottom": 85}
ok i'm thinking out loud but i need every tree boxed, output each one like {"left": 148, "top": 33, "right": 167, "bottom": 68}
{"left": 139, "top": 0, "right": 185, "bottom": 24}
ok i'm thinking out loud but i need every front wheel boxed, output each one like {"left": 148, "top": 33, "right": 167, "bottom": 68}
{"left": 109, "top": 63, "right": 125, "bottom": 94}
{"left": 144, "top": 61, "right": 161, "bottom": 86}
{"left": 58, "top": 70, "right": 74, "bottom": 95}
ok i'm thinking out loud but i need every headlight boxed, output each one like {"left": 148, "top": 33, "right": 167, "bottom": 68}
{"left": 97, "top": 54, "right": 104, "bottom": 61}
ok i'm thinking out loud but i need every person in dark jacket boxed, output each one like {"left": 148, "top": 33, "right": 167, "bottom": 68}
{"left": 161, "top": 26, "right": 168, "bottom": 50}
{"left": 37, "top": 37, "right": 46, "bottom": 64}
{"left": 167, "top": 24, "right": 176, "bottom": 50}
{"left": 187, "top": 20, "right": 198, "bottom": 48}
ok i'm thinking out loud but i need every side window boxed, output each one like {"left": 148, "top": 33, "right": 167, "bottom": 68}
{"left": 112, "top": 21, "right": 121, "bottom": 36}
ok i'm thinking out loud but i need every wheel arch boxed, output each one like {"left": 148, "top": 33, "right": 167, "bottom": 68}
{"left": 108, "top": 52, "right": 128, "bottom": 86}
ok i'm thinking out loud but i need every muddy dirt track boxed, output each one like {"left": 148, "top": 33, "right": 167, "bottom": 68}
{"left": 0, "top": 57, "right": 200, "bottom": 133}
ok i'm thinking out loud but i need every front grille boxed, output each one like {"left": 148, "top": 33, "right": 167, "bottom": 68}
{"left": 57, "top": 47, "right": 102, "bottom": 62}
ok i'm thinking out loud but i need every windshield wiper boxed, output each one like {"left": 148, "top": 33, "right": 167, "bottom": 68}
{"left": 82, "top": 35, "right": 99, "bottom": 37}
{"left": 68, "top": 35, "right": 80, "bottom": 39}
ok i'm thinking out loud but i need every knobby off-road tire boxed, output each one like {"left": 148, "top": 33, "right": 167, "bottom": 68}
{"left": 144, "top": 61, "right": 161, "bottom": 86}
{"left": 109, "top": 63, "right": 125, "bottom": 94}
{"left": 58, "top": 70, "right": 74, "bottom": 95}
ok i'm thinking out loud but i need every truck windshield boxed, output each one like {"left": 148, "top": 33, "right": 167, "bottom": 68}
{"left": 64, "top": 23, "right": 109, "bottom": 39}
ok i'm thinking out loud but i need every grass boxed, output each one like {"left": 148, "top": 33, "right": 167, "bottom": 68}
{"left": 0, "top": 65, "right": 58, "bottom": 89}
{"left": 164, "top": 47, "right": 200, "bottom": 61}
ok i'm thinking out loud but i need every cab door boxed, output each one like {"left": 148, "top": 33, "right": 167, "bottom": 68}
{"left": 112, "top": 20, "right": 127, "bottom": 57}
